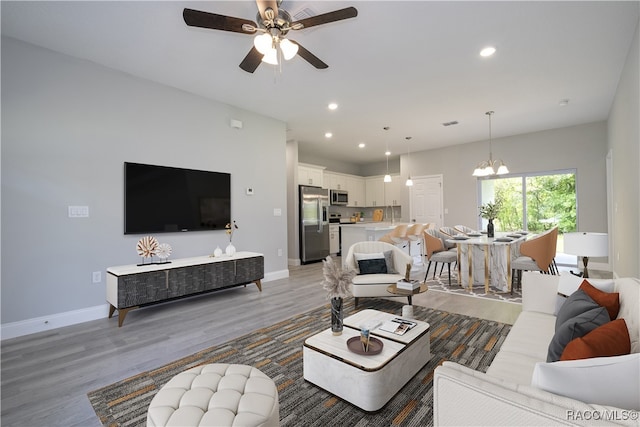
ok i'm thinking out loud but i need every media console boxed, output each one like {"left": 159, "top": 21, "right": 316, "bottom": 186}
{"left": 106, "top": 252, "right": 264, "bottom": 326}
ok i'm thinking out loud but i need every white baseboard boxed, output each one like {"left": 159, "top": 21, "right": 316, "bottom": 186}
{"left": 264, "top": 269, "right": 289, "bottom": 282}
{"left": 2, "top": 268, "right": 292, "bottom": 341}
{"left": 1, "top": 304, "right": 110, "bottom": 341}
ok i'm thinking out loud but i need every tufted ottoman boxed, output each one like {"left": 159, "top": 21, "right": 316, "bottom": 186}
{"left": 147, "top": 363, "right": 279, "bottom": 427}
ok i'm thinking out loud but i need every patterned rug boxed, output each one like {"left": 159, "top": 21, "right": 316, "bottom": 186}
{"left": 421, "top": 267, "right": 522, "bottom": 304}
{"left": 88, "top": 298, "right": 511, "bottom": 427}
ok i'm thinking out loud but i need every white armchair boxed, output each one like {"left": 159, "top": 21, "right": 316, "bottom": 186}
{"left": 344, "top": 241, "right": 413, "bottom": 307}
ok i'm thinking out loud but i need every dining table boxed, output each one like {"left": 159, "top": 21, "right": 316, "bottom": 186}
{"left": 446, "top": 231, "right": 533, "bottom": 293}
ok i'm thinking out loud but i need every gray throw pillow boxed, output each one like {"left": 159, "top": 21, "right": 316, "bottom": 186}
{"left": 383, "top": 250, "right": 398, "bottom": 274}
{"left": 547, "top": 306, "right": 610, "bottom": 362}
{"left": 555, "top": 289, "right": 599, "bottom": 331}
{"left": 357, "top": 258, "right": 387, "bottom": 275}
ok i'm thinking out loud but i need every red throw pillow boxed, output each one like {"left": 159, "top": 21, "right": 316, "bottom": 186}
{"left": 579, "top": 280, "right": 620, "bottom": 320}
{"left": 560, "top": 319, "right": 630, "bottom": 361}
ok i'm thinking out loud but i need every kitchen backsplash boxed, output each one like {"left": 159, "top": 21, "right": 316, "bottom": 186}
{"left": 329, "top": 206, "right": 402, "bottom": 222}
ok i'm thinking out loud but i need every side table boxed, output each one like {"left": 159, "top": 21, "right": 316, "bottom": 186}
{"left": 386, "top": 282, "right": 428, "bottom": 305}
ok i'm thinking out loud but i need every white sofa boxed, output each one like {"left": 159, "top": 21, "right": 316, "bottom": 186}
{"left": 433, "top": 272, "right": 640, "bottom": 426}
{"left": 344, "top": 241, "right": 413, "bottom": 307}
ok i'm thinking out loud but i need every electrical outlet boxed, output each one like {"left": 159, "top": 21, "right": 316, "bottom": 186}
{"left": 92, "top": 271, "right": 101, "bottom": 283}
{"left": 277, "top": 248, "right": 283, "bottom": 257}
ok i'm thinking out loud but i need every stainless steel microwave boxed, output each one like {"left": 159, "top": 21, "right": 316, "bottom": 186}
{"left": 330, "top": 190, "right": 348, "bottom": 205}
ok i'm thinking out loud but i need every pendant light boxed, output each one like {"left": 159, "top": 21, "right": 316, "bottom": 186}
{"left": 473, "top": 111, "right": 509, "bottom": 177}
{"left": 383, "top": 126, "right": 392, "bottom": 183}
{"left": 405, "top": 136, "right": 413, "bottom": 186}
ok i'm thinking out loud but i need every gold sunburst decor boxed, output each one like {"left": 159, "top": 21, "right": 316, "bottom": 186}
{"left": 136, "top": 236, "right": 159, "bottom": 258}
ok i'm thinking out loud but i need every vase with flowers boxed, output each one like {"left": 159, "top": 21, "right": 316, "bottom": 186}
{"left": 479, "top": 200, "right": 502, "bottom": 238}
{"left": 321, "top": 255, "right": 357, "bottom": 335}
{"left": 225, "top": 220, "right": 238, "bottom": 256}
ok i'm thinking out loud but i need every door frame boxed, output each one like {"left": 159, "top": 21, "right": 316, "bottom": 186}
{"left": 409, "top": 174, "right": 444, "bottom": 228}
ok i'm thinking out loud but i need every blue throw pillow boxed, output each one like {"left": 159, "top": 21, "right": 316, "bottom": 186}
{"left": 357, "top": 258, "right": 387, "bottom": 275}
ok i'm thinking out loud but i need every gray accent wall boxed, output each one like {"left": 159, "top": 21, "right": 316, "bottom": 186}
{"left": 1, "top": 37, "right": 289, "bottom": 324}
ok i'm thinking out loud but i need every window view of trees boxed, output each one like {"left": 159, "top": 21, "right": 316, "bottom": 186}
{"left": 479, "top": 172, "right": 577, "bottom": 234}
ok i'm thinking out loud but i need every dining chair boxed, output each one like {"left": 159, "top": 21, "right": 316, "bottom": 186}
{"left": 453, "top": 225, "right": 477, "bottom": 235}
{"left": 511, "top": 226, "right": 559, "bottom": 292}
{"left": 406, "top": 223, "right": 429, "bottom": 259}
{"left": 438, "top": 226, "right": 462, "bottom": 251}
{"left": 378, "top": 224, "right": 409, "bottom": 250}
{"left": 423, "top": 229, "right": 457, "bottom": 286}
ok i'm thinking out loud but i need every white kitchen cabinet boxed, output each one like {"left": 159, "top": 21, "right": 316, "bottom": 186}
{"left": 323, "top": 172, "right": 348, "bottom": 190}
{"left": 346, "top": 176, "right": 365, "bottom": 207}
{"left": 329, "top": 224, "right": 339, "bottom": 254}
{"left": 298, "top": 163, "right": 325, "bottom": 187}
{"left": 385, "top": 175, "right": 403, "bottom": 206}
{"left": 365, "top": 176, "right": 386, "bottom": 207}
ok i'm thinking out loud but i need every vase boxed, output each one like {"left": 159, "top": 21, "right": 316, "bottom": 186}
{"left": 331, "top": 297, "right": 343, "bottom": 335}
{"left": 213, "top": 246, "right": 222, "bottom": 257}
{"left": 487, "top": 219, "right": 495, "bottom": 238}
{"left": 225, "top": 243, "right": 236, "bottom": 256}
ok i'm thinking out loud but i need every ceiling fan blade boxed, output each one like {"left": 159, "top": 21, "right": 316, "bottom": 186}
{"left": 239, "top": 47, "right": 263, "bottom": 73}
{"left": 183, "top": 8, "right": 256, "bottom": 34}
{"left": 291, "top": 7, "right": 358, "bottom": 30}
{"left": 290, "top": 41, "right": 328, "bottom": 69}
{"left": 256, "top": 0, "right": 279, "bottom": 22}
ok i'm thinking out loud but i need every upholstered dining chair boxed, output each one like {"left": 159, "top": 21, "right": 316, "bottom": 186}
{"left": 406, "top": 223, "right": 429, "bottom": 258}
{"left": 453, "top": 225, "right": 478, "bottom": 235}
{"left": 423, "top": 229, "right": 457, "bottom": 286}
{"left": 379, "top": 224, "right": 409, "bottom": 249}
{"left": 438, "top": 226, "right": 461, "bottom": 252}
{"left": 511, "top": 226, "right": 559, "bottom": 292}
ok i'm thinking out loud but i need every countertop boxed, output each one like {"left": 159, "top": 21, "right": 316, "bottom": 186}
{"left": 339, "top": 222, "right": 402, "bottom": 231}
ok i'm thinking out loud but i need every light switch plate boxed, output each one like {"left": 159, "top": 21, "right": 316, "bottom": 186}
{"left": 273, "top": 208, "right": 282, "bottom": 216}
{"left": 68, "top": 206, "right": 89, "bottom": 218}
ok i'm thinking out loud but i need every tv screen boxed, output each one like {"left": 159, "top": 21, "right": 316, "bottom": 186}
{"left": 124, "top": 162, "right": 230, "bottom": 234}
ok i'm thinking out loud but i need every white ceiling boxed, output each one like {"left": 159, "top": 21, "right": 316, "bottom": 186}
{"left": 2, "top": 1, "right": 638, "bottom": 164}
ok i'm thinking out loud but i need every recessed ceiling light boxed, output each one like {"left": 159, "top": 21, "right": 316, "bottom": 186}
{"left": 559, "top": 99, "right": 570, "bottom": 107}
{"left": 328, "top": 103, "right": 338, "bottom": 110}
{"left": 358, "top": 143, "right": 366, "bottom": 148}
{"left": 385, "top": 150, "right": 391, "bottom": 156}
{"left": 325, "top": 132, "right": 332, "bottom": 138}
{"left": 480, "top": 46, "right": 496, "bottom": 57}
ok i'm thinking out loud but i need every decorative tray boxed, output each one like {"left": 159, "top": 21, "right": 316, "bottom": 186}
{"left": 453, "top": 236, "right": 469, "bottom": 240}
{"left": 346, "top": 336, "right": 384, "bottom": 355}
{"left": 467, "top": 233, "right": 482, "bottom": 237}
{"left": 507, "top": 233, "right": 522, "bottom": 238}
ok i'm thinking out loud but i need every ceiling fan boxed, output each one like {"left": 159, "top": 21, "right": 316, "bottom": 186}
{"left": 183, "top": 0, "right": 358, "bottom": 73}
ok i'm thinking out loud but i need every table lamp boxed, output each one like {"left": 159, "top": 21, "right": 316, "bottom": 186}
{"left": 563, "top": 232, "right": 608, "bottom": 278}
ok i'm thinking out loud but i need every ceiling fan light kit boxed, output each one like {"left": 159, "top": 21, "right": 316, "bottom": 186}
{"left": 183, "top": 2, "right": 358, "bottom": 73}
{"left": 472, "top": 111, "right": 509, "bottom": 177}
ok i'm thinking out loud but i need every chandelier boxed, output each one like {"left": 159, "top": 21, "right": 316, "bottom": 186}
{"left": 472, "top": 111, "right": 509, "bottom": 177}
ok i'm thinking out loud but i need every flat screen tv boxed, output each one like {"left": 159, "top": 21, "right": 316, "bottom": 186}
{"left": 124, "top": 162, "right": 230, "bottom": 234}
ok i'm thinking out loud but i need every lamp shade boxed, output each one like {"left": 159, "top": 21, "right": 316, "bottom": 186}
{"left": 254, "top": 33, "right": 273, "bottom": 54}
{"left": 563, "top": 232, "right": 608, "bottom": 257}
{"left": 279, "top": 38, "right": 298, "bottom": 60}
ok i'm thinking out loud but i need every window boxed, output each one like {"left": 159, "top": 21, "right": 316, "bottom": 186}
{"left": 478, "top": 170, "right": 577, "bottom": 260}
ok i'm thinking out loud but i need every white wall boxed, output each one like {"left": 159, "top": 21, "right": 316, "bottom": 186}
{"left": 403, "top": 121, "right": 609, "bottom": 233}
{"left": 608, "top": 18, "right": 640, "bottom": 278}
{"left": 1, "top": 37, "right": 289, "bottom": 329}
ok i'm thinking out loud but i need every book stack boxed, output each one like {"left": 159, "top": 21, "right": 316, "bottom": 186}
{"left": 397, "top": 279, "right": 421, "bottom": 290}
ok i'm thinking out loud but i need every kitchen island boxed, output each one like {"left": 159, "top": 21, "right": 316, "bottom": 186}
{"left": 340, "top": 222, "right": 400, "bottom": 263}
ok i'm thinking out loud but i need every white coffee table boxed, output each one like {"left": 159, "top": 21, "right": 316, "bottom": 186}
{"left": 303, "top": 309, "right": 431, "bottom": 411}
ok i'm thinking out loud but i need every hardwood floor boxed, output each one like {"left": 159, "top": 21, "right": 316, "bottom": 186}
{"left": 0, "top": 259, "right": 521, "bottom": 427}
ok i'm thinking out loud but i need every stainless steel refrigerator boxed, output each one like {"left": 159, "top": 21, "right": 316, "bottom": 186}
{"left": 299, "top": 185, "right": 330, "bottom": 264}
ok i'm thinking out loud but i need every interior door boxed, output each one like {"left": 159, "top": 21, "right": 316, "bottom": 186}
{"left": 410, "top": 175, "right": 443, "bottom": 228}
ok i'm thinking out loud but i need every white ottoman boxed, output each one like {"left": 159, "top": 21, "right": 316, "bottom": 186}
{"left": 147, "top": 363, "right": 279, "bottom": 427}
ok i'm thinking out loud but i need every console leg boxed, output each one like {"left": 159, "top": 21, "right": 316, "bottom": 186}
{"left": 254, "top": 279, "right": 262, "bottom": 292}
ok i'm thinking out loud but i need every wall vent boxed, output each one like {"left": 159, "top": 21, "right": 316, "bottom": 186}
{"left": 442, "top": 121, "right": 459, "bottom": 127}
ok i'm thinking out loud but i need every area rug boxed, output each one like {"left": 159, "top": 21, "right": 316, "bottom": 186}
{"left": 422, "top": 268, "right": 522, "bottom": 304}
{"left": 88, "top": 298, "right": 511, "bottom": 427}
